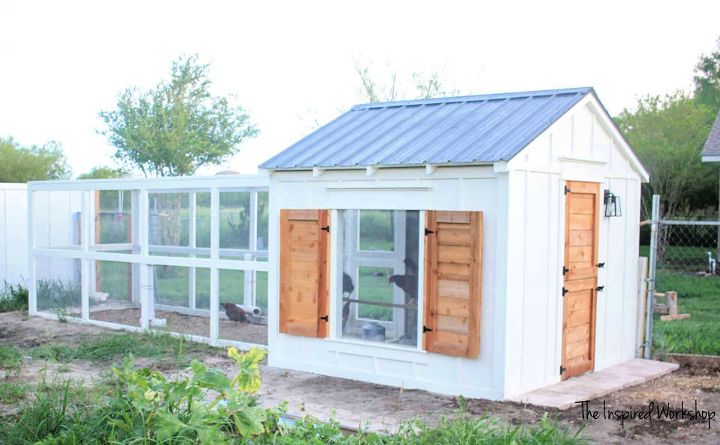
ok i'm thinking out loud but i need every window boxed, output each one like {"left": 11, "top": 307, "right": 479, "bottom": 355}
{"left": 337, "top": 210, "right": 420, "bottom": 347}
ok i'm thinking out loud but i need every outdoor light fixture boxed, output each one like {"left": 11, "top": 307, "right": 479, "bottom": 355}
{"left": 604, "top": 190, "right": 622, "bottom": 217}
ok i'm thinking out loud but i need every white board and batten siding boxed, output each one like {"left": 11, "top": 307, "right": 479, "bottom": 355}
{"left": 268, "top": 167, "right": 510, "bottom": 400}
{"left": 502, "top": 96, "right": 644, "bottom": 397}
{"left": 0, "top": 184, "right": 29, "bottom": 285}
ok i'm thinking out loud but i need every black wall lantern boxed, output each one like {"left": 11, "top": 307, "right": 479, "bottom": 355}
{"left": 603, "top": 190, "right": 621, "bottom": 217}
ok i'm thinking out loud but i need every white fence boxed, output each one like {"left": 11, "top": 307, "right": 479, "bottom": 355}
{"left": 1, "top": 184, "right": 29, "bottom": 286}
{"left": 28, "top": 175, "right": 270, "bottom": 348}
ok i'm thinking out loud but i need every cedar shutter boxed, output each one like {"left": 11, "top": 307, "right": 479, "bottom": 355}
{"left": 423, "top": 211, "right": 482, "bottom": 357}
{"left": 279, "top": 209, "right": 330, "bottom": 337}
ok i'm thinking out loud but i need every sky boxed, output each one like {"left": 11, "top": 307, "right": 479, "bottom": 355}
{"left": 0, "top": 0, "right": 719, "bottom": 177}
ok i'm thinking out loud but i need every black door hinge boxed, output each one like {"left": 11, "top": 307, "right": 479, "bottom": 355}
{"left": 596, "top": 286, "right": 604, "bottom": 292}
{"left": 564, "top": 185, "right": 571, "bottom": 195}
{"left": 424, "top": 228, "right": 434, "bottom": 236}
{"left": 423, "top": 325, "right": 433, "bottom": 333}
{"left": 597, "top": 262, "right": 605, "bottom": 268}
{"left": 560, "top": 365, "right": 566, "bottom": 375}
{"left": 320, "top": 226, "right": 330, "bottom": 232}
{"left": 562, "top": 287, "right": 568, "bottom": 297}
{"left": 562, "top": 266, "right": 570, "bottom": 275}
{"left": 319, "top": 315, "right": 329, "bottom": 322}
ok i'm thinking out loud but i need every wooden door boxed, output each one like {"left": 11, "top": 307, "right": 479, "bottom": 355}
{"left": 279, "top": 209, "right": 330, "bottom": 338}
{"left": 561, "top": 181, "right": 600, "bottom": 380}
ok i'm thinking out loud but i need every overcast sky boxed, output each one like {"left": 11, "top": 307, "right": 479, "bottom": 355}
{"left": 0, "top": 0, "right": 719, "bottom": 177}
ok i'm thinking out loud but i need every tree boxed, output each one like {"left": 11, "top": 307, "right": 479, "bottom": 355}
{"left": 99, "top": 55, "right": 259, "bottom": 177}
{"left": 77, "top": 166, "right": 128, "bottom": 180}
{"left": 0, "top": 137, "right": 71, "bottom": 183}
{"left": 354, "top": 62, "right": 459, "bottom": 103}
{"left": 615, "top": 92, "right": 717, "bottom": 218}
{"left": 694, "top": 37, "right": 720, "bottom": 112}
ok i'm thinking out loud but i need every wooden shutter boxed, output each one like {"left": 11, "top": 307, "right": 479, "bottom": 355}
{"left": 423, "top": 211, "right": 482, "bottom": 357}
{"left": 279, "top": 209, "right": 330, "bottom": 337}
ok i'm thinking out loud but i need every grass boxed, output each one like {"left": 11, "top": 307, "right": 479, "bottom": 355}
{"left": 0, "top": 345, "right": 23, "bottom": 376}
{"left": 640, "top": 244, "right": 720, "bottom": 356}
{"left": 0, "top": 382, "right": 29, "bottom": 404}
{"left": 0, "top": 282, "right": 28, "bottom": 313}
{"left": 30, "top": 332, "right": 219, "bottom": 364}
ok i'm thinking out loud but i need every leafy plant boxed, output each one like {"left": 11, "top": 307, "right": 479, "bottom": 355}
{"left": 105, "top": 346, "right": 268, "bottom": 443}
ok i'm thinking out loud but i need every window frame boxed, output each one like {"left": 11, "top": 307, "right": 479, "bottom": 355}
{"left": 331, "top": 209, "right": 426, "bottom": 352}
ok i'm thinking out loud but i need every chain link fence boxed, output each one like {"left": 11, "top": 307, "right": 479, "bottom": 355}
{"left": 646, "top": 195, "right": 720, "bottom": 357}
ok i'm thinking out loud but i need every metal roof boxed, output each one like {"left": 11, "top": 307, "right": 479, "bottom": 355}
{"left": 702, "top": 110, "right": 720, "bottom": 160}
{"left": 260, "top": 87, "right": 594, "bottom": 170}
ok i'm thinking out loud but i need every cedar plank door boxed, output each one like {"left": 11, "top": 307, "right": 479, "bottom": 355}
{"left": 561, "top": 181, "right": 600, "bottom": 379}
{"left": 279, "top": 209, "right": 330, "bottom": 338}
{"left": 423, "top": 211, "right": 482, "bottom": 358}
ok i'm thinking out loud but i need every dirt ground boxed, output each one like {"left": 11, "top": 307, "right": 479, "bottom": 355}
{"left": 88, "top": 308, "right": 268, "bottom": 344}
{"left": 1, "top": 312, "right": 718, "bottom": 443}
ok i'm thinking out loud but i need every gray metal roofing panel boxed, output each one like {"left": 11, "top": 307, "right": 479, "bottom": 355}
{"left": 259, "top": 87, "right": 593, "bottom": 169}
{"left": 702, "top": 111, "right": 720, "bottom": 158}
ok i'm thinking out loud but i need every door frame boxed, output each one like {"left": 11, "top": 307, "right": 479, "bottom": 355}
{"left": 560, "top": 180, "right": 600, "bottom": 380}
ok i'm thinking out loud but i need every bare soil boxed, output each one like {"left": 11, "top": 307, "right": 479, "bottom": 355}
{"left": 89, "top": 308, "right": 268, "bottom": 344}
{"left": 1, "top": 311, "right": 718, "bottom": 443}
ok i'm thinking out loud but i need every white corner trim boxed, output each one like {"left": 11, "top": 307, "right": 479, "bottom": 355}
{"left": 493, "top": 161, "right": 508, "bottom": 173}
{"left": 312, "top": 167, "right": 324, "bottom": 178}
{"left": 425, "top": 164, "right": 436, "bottom": 175}
{"left": 558, "top": 156, "right": 608, "bottom": 166}
{"left": 366, "top": 165, "right": 378, "bottom": 176}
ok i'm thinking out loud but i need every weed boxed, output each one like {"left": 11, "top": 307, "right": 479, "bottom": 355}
{"left": 0, "top": 282, "right": 28, "bottom": 312}
{"left": 0, "top": 345, "right": 23, "bottom": 377}
{"left": 0, "top": 382, "right": 29, "bottom": 403}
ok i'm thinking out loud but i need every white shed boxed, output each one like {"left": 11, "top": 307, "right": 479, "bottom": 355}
{"left": 260, "top": 87, "right": 649, "bottom": 400}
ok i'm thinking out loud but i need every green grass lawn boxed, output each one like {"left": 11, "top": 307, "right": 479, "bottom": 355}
{"left": 652, "top": 269, "right": 720, "bottom": 355}
{"left": 640, "top": 244, "right": 720, "bottom": 356}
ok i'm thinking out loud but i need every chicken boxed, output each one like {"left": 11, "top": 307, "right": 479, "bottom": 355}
{"left": 342, "top": 272, "right": 354, "bottom": 329}
{"left": 388, "top": 274, "right": 418, "bottom": 299}
{"left": 403, "top": 258, "right": 418, "bottom": 276}
{"left": 222, "top": 302, "right": 248, "bottom": 323}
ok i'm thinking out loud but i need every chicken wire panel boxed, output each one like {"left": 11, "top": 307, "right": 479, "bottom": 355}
{"left": 219, "top": 269, "right": 267, "bottom": 345}
{"left": 94, "top": 190, "right": 134, "bottom": 250}
{"left": 219, "top": 191, "right": 251, "bottom": 259}
{"left": 151, "top": 265, "right": 212, "bottom": 338}
{"left": 32, "top": 190, "right": 83, "bottom": 250}
{"left": 35, "top": 256, "right": 81, "bottom": 317}
{"left": 89, "top": 260, "right": 140, "bottom": 327}
{"left": 337, "top": 209, "right": 420, "bottom": 347}
{"left": 148, "top": 192, "right": 193, "bottom": 256}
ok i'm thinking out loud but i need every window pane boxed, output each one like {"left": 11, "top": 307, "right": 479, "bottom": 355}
{"left": 339, "top": 210, "right": 419, "bottom": 347}
{"left": 359, "top": 210, "right": 393, "bottom": 252}
{"left": 357, "top": 266, "right": 393, "bottom": 321}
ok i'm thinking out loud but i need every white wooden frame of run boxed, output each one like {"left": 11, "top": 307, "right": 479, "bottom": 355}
{"left": 27, "top": 175, "right": 270, "bottom": 349}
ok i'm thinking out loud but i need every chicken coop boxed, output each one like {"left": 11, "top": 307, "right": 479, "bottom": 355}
{"left": 261, "top": 87, "right": 650, "bottom": 400}
{"left": 28, "top": 175, "right": 270, "bottom": 347}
